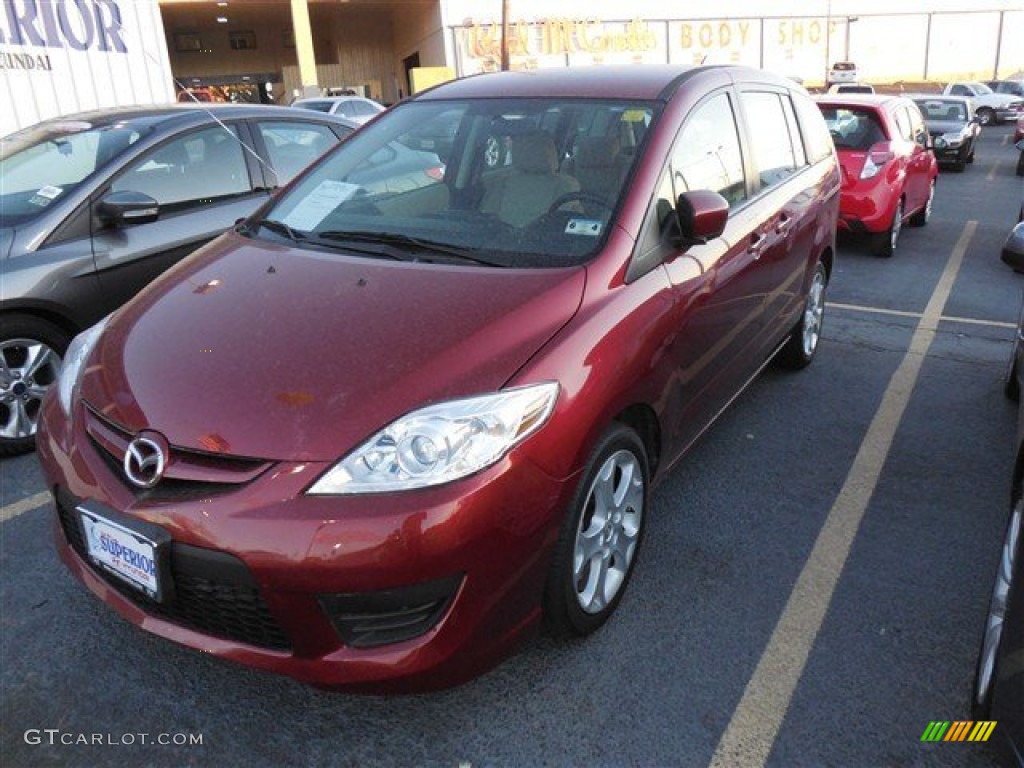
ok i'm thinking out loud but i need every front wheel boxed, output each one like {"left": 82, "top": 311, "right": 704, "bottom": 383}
{"left": 544, "top": 424, "right": 649, "bottom": 638}
{"left": 0, "top": 315, "right": 70, "bottom": 457}
{"left": 976, "top": 107, "right": 995, "bottom": 127}
{"left": 777, "top": 261, "right": 828, "bottom": 370}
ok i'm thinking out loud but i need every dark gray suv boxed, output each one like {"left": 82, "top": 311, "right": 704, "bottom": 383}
{"left": 0, "top": 105, "right": 356, "bottom": 455}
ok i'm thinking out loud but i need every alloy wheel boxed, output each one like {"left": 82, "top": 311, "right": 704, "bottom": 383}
{"left": 572, "top": 449, "right": 644, "bottom": 614}
{"left": 0, "top": 339, "right": 62, "bottom": 441}
{"left": 802, "top": 268, "right": 827, "bottom": 358}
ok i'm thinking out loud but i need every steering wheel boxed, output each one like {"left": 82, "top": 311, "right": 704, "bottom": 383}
{"left": 547, "top": 191, "right": 614, "bottom": 214}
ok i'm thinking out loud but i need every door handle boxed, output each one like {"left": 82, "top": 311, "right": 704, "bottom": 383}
{"left": 748, "top": 232, "right": 767, "bottom": 259}
{"left": 775, "top": 214, "right": 792, "bottom": 236}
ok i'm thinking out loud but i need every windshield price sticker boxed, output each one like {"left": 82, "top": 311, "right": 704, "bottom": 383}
{"left": 282, "top": 180, "right": 361, "bottom": 231}
{"left": 28, "top": 185, "right": 63, "bottom": 207}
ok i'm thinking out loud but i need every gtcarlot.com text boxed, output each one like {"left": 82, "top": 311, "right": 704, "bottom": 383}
{"left": 24, "top": 730, "right": 203, "bottom": 746}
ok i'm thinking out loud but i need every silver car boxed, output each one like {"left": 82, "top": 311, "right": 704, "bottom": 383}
{"left": 0, "top": 105, "right": 356, "bottom": 455}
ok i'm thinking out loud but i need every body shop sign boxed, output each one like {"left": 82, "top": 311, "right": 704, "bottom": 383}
{"left": 1, "top": 0, "right": 127, "bottom": 72}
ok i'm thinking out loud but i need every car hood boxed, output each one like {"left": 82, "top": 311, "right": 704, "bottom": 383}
{"left": 80, "top": 232, "right": 586, "bottom": 461}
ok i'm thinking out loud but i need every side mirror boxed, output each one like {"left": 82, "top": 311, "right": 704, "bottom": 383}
{"left": 98, "top": 191, "right": 159, "bottom": 226}
{"left": 1002, "top": 221, "right": 1024, "bottom": 273}
{"left": 674, "top": 190, "right": 729, "bottom": 247}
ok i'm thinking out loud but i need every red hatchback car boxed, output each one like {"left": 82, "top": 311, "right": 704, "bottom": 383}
{"left": 816, "top": 94, "right": 938, "bottom": 257}
{"left": 37, "top": 65, "right": 840, "bottom": 691}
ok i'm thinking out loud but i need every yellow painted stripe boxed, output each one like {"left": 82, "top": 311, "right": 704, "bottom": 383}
{"left": 968, "top": 722, "right": 985, "bottom": 741}
{"left": 0, "top": 491, "right": 52, "bottom": 523}
{"left": 706, "top": 222, "right": 978, "bottom": 768}
{"left": 979, "top": 721, "right": 998, "bottom": 742}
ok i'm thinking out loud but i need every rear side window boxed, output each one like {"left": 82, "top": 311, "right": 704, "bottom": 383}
{"left": 740, "top": 91, "right": 799, "bottom": 190}
{"left": 792, "top": 92, "right": 834, "bottom": 163}
{"left": 671, "top": 92, "right": 746, "bottom": 207}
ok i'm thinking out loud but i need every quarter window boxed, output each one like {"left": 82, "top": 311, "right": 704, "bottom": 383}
{"left": 671, "top": 92, "right": 746, "bottom": 207}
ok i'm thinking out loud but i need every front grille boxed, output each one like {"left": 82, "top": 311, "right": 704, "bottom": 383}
{"left": 56, "top": 489, "right": 290, "bottom": 651}
{"left": 83, "top": 406, "right": 272, "bottom": 500}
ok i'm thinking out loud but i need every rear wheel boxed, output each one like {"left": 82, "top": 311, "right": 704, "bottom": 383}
{"left": 872, "top": 197, "right": 903, "bottom": 257}
{"left": 544, "top": 423, "right": 648, "bottom": 638}
{"left": 777, "top": 261, "right": 828, "bottom": 370}
{"left": 976, "top": 107, "right": 995, "bottom": 127}
{"left": 0, "top": 315, "right": 70, "bottom": 457}
{"left": 909, "top": 181, "right": 934, "bottom": 227}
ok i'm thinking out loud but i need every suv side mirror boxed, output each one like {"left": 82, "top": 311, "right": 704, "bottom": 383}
{"left": 98, "top": 191, "right": 160, "bottom": 226}
{"left": 674, "top": 190, "right": 729, "bottom": 247}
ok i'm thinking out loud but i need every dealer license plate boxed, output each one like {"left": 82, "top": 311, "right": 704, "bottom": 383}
{"left": 80, "top": 506, "right": 163, "bottom": 600}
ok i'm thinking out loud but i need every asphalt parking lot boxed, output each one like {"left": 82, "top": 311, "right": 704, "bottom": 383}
{"left": 2, "top": 125, "right": 1022, "bottom": 768}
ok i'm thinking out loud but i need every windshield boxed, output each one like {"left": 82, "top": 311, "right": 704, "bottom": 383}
{"left": 972, "top": 83, "right": 994, "bottom": 95}
{"left": 0, "top": 120, "right": 151, "bottom": 227}
{"left": 258, "top": 98, "right": 658, "bottom": 268}
{"left": 915, "top": 99, "right": 967, "bottom": 123}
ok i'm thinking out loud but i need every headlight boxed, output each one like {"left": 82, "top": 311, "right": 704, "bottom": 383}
{"left": 308, "top": 382, "right": 559, "bottom": 494}
{"left": 57, "top": 317, "right": 109, "bottom": 415}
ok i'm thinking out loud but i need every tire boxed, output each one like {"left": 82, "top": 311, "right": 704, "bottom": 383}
{"left": 976, "top": 107, "right": 995, "bottom": 127}
{"left": 966, "top": 141, "right": 975, "bottom": 164}
{"left": 1006, "top": 335, "right": 1021, "bottom": 402}
{"left": 543, "top": 423, "right": 649, "bottom": 638}
{"left": 1017, "top": 151, "right": 1024, "bottom": 178}
{"left": 971, "top": 495, "right": 1022, "bottom": 719}
{"left": 872, "top": 197, "right": 903, "bottom": 257}
{"left": 0, "top": 315, "right": 71, "bottom": 457}
{"left": 777, "top": 261, "right": 828, "bottom": 370}
{"left": 909, "top": 181, "right": 934, "bottom": 227}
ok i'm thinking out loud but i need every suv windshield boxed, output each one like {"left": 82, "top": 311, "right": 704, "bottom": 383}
{"left": 0, "top": 120, "right": 152, "bottom": 227}
{"left": 260, "top": 98, "right": 657, "bottom": 268}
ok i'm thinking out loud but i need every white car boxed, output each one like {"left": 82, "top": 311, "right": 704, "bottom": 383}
{"left": 828, "top": 82, "right": 874, "bottom": 94}
{"left": 291, "top": 96, "right": 385, "bottom": 124}
{"left": 828, "top": 62, "right": 858, "bottom": 84}
{"left": 943, "top": 81, "right": 1024, "bottom": 126}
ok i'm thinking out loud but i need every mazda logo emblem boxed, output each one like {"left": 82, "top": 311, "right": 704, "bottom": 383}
{"left": 124, "top": 434, "right": 167, "bottom": 489}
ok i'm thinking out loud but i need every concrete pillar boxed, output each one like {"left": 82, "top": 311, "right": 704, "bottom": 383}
{"left": 290, "top": 0, "right": 319, "bottom": 97}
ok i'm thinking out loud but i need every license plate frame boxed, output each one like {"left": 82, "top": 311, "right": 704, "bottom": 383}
{"left": 78, "top": 500, "right": 173, "bottom": 603}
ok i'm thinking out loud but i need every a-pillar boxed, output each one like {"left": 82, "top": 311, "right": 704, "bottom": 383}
{"left": 290, "top": 0, "right": 319, "bottom": 98}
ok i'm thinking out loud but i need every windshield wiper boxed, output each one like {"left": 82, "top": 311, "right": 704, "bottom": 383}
{"left": 317, "top": 230, "right": 504, "bottom": 267}
{"left": 252, "top": 218, "right": 306, "bottom": 243}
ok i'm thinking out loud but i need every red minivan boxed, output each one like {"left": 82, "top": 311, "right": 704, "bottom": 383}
{"left": 37, "top": 66, "right": 840, "bottom": 691}
{"left": 816, "top": 94, "right": 938, "bottom": 257}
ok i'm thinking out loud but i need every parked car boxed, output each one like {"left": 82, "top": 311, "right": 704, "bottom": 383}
{"left": 816, "top": 94, "right": 938, "bottom": 256}
{"left": 973, "top": 247, "right": 1024, "bottom": 761}
{"left": 291, "top": 96, "right": 385, "bottom": 124}
{"left": 828, "top": 61, "right": 858, "bottom": 85}
{"left": 986, "top": 79, "right": 1024, "bottom": 98}
{"left": 943, "top": 81, "right": 1024, "bottom": 126}
{"left": 0, "top": 105, "right": 356, "bottom": 455}
{"left": 909, "top": 95, "right": 980, "bottom": 171}
{"left": 37, "top": 64, "right": 840, "bottom": 692}
{"left": 828, "top": 83, "right": 874, "bottom": 95}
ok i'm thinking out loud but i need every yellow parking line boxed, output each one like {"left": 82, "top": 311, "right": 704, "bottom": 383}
{"left": 830, "top": 302, "right": 1014, "bottom": 330}
{"left": 708, "top": 222, "right": 977, "bottom": 768}
{"left": 0, "top": 491, "right": 52, "bottom": 523}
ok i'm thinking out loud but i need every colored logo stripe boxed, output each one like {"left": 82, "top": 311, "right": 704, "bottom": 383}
{"left": 920, "top": 721, "right": 996, "bottom": 742}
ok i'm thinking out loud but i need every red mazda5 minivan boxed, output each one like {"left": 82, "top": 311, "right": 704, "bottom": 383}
{"left": 37, "top": 65, "right": 840, "bottom": 691}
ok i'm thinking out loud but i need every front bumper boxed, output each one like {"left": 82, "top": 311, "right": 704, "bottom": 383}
{"left": 37, "top": 394, "right": 577, "bottom": 692}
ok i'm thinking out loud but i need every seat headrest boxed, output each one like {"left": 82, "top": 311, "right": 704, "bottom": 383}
{"left": 577, "top": 135, "right": 621, "bottom": 169}
{"left": 511, "top": 132, "right": 558, "bottom": 174}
